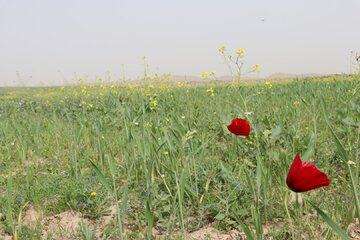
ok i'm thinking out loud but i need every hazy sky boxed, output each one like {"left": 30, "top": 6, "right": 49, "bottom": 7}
{"left": 1, "top": 0, "right": 359, "bottom": 86}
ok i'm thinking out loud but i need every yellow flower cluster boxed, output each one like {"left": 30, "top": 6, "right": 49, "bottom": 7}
{"left": 149, "top": 97, "right": 158, "bottom": 111}
{"left": 218, "top": 45, "right": 227, "bottom": 54}
{"left": 201, "top": 72, "right": 209, "bottom": 78}
{"left": 265, "top": 81, "right": 273, "bottom": 89}
{"left": 206, "top": 87, "right": 215, "bottom": 97}
{"left": 201, "top": 70, "right": 216, "bottom": 79}
{"left": 236, "top": 48, "right": 245, "bottom": 58}
{"left": 252, "top": 64, "right": 260, "bottom": 72}
{"left": 236, "top": 48, "right": 245, "bottom": 55}
{"left": 293, "top": 101, "right": 300, "bottom": 106}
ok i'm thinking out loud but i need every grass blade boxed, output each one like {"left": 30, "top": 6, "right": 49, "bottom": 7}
{"left": 308, "top": 201, "right": 350, "bottom": 240}
{"left": 320, "top": 98, "right": 348, "bottom": 161}
{"left": 238, "top": 222, "right": 255, "bottom": 240}
{"left": 88, "top": 159, "right": 113, "bottom": 196}
{"left": 321, "top": 98, "right": 360, "bottom": 219}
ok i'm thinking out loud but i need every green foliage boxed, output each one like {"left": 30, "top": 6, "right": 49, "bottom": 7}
{"left": 0, "top": 75, "right": 359, "bottom": 238}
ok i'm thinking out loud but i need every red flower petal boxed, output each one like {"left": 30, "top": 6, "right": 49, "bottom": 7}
{"left": 227, "top": 118, "right": 251, "bottom": 136}
{"left": 286, "top": 153, "right": 330, "bottom": 192}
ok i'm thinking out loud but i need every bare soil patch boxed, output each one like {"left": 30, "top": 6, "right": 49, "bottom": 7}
{"left": 15, "top": 204, "right": 360, "bottom": 239}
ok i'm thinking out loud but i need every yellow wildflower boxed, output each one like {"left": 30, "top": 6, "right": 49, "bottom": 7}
{"left": 218, "top": 45, "right": 227, "bottom": 54}
{"left": 90, "top": 191, "right": 97, "bottom": 197}
{"left": 206, "top": 87, "right": 215, "bottom": 97}
{"left": 201, "top": 72, "right": 209, "bottom": 78}
{"left": 348, "top": 160, "right": 356, "bottom": 165}
{"left": 150, "top": 99, "right": 158, "bottom": 111}
{"left": 236, "top": 48, "right": 245, "bottom": 55}
{"left": 263, "top": 129, "right": 272, "bottom": 138}
{"left": 252, "top": 64, "right": 260, "bottom": 72}
{"left": 81, "top": 86, "right": 87, "bottom": 95}
{"left": 265, "top": 81, "right": 272, "bottom": 89}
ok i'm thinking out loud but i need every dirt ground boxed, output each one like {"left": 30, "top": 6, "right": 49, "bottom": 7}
{"left": 0, "top": 204, "right": 359, "bottom": 239}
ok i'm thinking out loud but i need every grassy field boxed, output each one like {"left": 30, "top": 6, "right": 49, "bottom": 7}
{"left": 0, "top": 75, "right": 359, "bottom": 239}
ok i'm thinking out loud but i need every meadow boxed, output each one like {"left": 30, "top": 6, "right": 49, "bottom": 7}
{"left": 0, "top": 75, "right": 359, "bottom": 239}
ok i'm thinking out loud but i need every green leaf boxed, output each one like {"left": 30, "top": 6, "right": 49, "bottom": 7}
{"left": 238, "top": 222, "right": 255, "bottom": 240}
{"left": 320, "top": 98, "right": 348, "bottom": 161}
{"left": 308, "top": 201, "right": 350, "bottom": 240}
{"left": 302, "top": 131, "right": 315, "bottom": 161}
{"left": 342, "top": 117, "right": 357, "bottom": 127}
{"left": 214, "top": 213, "right": 226, "bottom": 221}
{"left": 321, "top": 98, "right": 360, "bottom": 219}
{"left": 345, "top": 204, "right": 356, "bottom": 229}
{"left": 220, "top": 162, "right": 232, "bottom": 178}
{"left": 107, "top": 155, "right": 116, "bottom": 177}
{"left": 88, "top": 159, "right": 113, "bottom": 196}
{"left": 270, "top": 125, "right": 282, "bottom": 144}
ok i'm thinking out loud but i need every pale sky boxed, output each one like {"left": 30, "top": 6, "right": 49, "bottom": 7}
{"left": 1, "top": 0, "right": 359, "bottom": 86}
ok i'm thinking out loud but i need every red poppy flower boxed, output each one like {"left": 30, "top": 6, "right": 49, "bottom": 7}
{"left": 227, "top": 118, "right": 250, "bottom": 136}
{"left": 286, "top": 153, "right": 330, "bottom": 192}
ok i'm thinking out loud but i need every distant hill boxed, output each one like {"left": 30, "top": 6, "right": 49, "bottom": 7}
{"left": 0, "top": 73, "right": 350, "bottom": 87}
{"left": 267, "top": 73, "right": 325, "bottom": 80}
{"left": 170, "top": 73, "right": 328, "bottom": 83}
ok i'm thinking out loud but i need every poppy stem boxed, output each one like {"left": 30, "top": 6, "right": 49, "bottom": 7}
{"left": 232, "top": 135, "right": 238, "bottom": 160}
{"left": 296, "top": 193, "right": 299, "bottom": 208}
{"left": 284, "top": 191, "right": 291, "bottom": 220}
{"left": 284, "top": 191, "right": 296, "bottom": 240}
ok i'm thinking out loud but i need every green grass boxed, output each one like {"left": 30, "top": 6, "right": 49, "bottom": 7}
{"left": 0, "top": 75, "right": 359, "bottom": 239}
